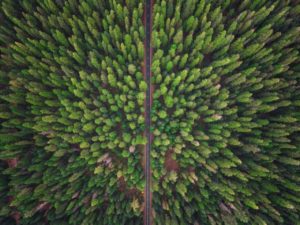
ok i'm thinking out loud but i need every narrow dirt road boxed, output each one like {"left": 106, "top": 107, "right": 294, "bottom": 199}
{"left": 142, "top": 0, "right": 154, "bottom": 224}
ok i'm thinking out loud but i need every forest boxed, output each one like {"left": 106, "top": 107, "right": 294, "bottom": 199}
{"left": 0, "top": 0, "right": 300, "bottom": 224}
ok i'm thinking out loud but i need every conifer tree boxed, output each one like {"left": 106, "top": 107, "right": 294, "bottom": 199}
{"left": 152, "top": 0, "right": 300, "bottom": 224}
{"left": 0, "top": 0, "right": 145, "bottom": 224}
{"left": 1, "top": 0, "right": 300, "bottom": 224}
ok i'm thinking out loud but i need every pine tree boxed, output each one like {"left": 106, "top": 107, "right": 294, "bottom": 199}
{"left": 151, "top": 1, "right": 300, "bottom": 224}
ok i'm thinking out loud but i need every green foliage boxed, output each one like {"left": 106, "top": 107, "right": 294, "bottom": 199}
{"left": 1, "top": 0, "right": 300, "bottom": 225}
{"left": 0, "top": 0, "right": 145, "bottom": 224}
{"left": 151, "top": 0, "right": 300, "bottom": 224}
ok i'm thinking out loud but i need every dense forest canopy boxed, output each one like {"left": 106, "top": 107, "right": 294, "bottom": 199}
{"left": 1, "top": 0, "right": 300, "bottom": 224}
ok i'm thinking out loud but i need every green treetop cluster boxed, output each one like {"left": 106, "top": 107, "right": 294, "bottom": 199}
{"left": 1, "top": 0, "right": 300, "bottom": 225}
{"left": 0, "top": 0, "right": 145, "bottom": 224}
{"left": 151, "top": 0, "right": 300, "bottom": 224}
